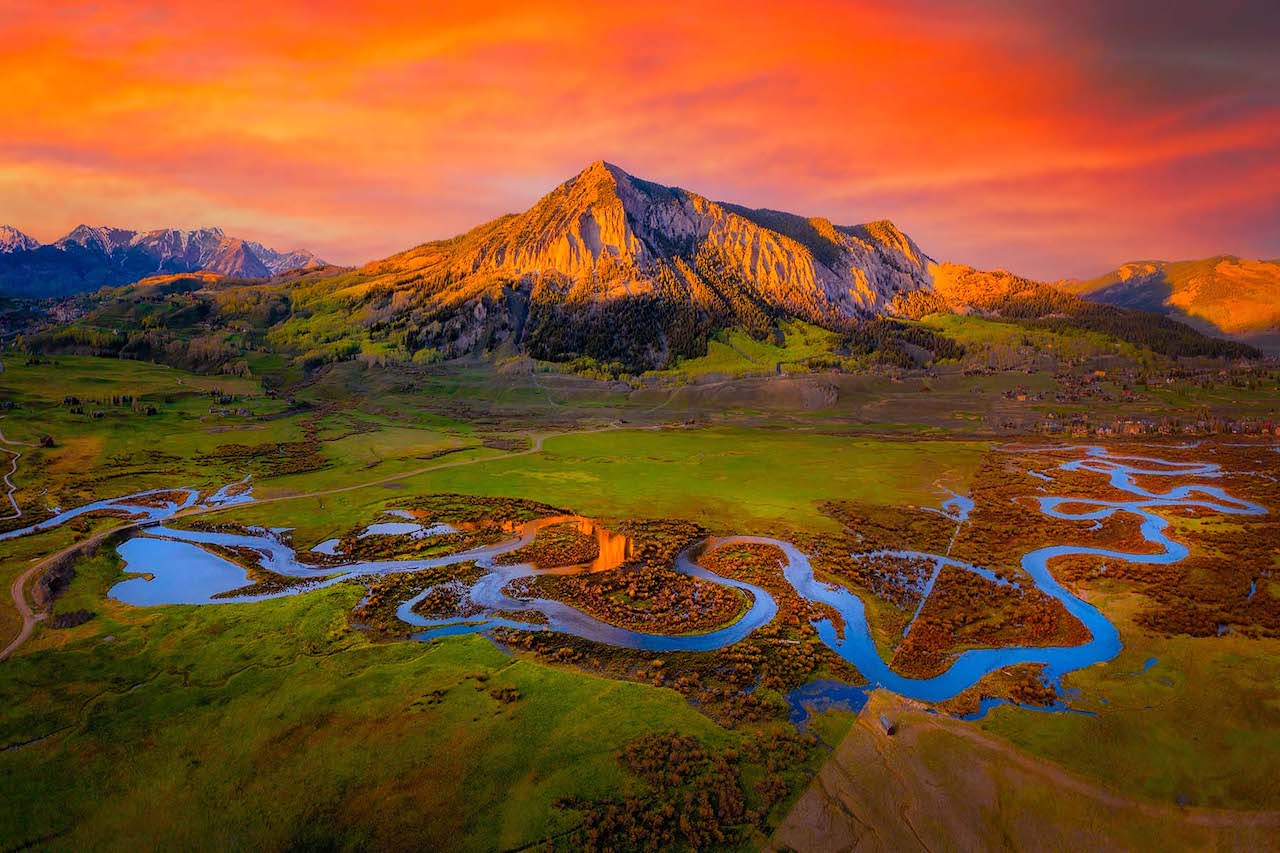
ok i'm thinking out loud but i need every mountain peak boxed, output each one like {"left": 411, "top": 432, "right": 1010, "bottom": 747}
{"left": 58, "top": 225, "right": 137, "bottom": 253}
{"left": 559, "top": 159, "right": 632, "bottom": 194}
{"left": 578, "top": 159, "right": 627, "bottom": 178}
{"left": 0, "top": 224, "right": 326, "bottom": 298}
{"left": 0, "top": 225, "right": 38, "bottom": 253}
{"left": 371, "top": 162, "right": 933, "bottom": 329}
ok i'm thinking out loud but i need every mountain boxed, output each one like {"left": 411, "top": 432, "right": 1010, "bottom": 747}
{"left": 894, "top": 263, "right": 1256, "bottom": 359}
{"left": 367, "top": 160, "right": 932, "bottom": 316}
{"left": 283, "top": 160, "right": 935, "bottom": 369}
{"left": 245, "top": 242, "right": 325, "bottom": 277}
{"left": 0, "top": 226, "right": 39, "bottom": 254}
{"left": 0, "top": 226, "right": 326, "bottom": 298}
{"left": 216, "top": 161, "right": 1253, "bottom": 371}
{"left": 1060, "top": 257, "right": 1280, "bottom": 346}
{"left": 20, "top": 161, "right": 1257, "bottom": 373}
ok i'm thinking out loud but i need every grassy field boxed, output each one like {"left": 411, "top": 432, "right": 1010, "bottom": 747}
{"left": 0, "top": 355, "right": 261, "bottom": 403}
{"left": 0, "top": 356, "right": 485, "bottom": 511}
{"left": 4, "top": 354, "right": 1280, "bottom": 849}
{"left": 0, "top": 547, "right": 743, "bottom": 851}
{"left": 0, "top": 356, "right": 987, "bottom": 849}
{"left": 921, "top": 313, "right": 1147, "bottom": 364}
{"left": 978, "top": 594, "right": 1280, "bottom": 809}
{"left": 774, "top": 690, "right": 1278, "bottom": 851}
{"left": 222, "top": 427, "right": 987, "bottom": 547}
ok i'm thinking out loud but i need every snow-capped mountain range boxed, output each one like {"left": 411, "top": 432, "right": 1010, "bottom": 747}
{"left": 0, "top": 225, "right": 326, "bottom": 298}
{"left": 0, "top": 225, "right": 40, "bottom": 254}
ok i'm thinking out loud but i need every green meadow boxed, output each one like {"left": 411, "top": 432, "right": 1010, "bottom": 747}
{"left": 0, "top": 356, "right": 486, "bottom": 509}
{"left": 978, "top": 595, "right": 1280, "bottom": 810}
{"left": 3, "top": 353, "right": 1279, "bottom": 851}
{"left": 644, "top": 321, "right": 841, "bottom": 381}
{"left": 3, "top": 356, "right": 972, "bottom": 848}
{"left": 0, "top": 548, "right": 740, "bottom": 851}
{"left": 231, "top": 427, "right": 986, "bottom": 547}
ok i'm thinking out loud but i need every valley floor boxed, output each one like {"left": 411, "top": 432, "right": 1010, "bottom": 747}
{"left": 1, "top": 356, "right": 1278, "bottom": 850}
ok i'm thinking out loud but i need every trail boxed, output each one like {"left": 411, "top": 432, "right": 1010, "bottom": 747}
{"left": 2, "top": 525, "right": 141, "bottom": 661}
{"left": 897, "top": 485, "right": 972, "bottom": 645}
{"left": 0, "top": 420, "right": 656, "bottom": 662}
{"left": 771, "top": 691, "right": 1280, "bottom": 852}
{"left": 0, "top": 428, "right": 33, "bottom": 522}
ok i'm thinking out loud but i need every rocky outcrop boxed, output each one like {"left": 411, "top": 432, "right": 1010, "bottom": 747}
{"left": 32, "top": 552, "right": 77, "bottom": 609}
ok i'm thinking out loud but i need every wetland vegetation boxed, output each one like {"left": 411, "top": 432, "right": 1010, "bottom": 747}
{"left": 1, "top": 352, "right": 1278, "bottom": 850}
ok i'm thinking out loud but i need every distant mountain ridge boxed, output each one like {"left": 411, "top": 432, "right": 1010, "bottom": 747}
{"left": 14, "top": 161, "right": 1258, "bottom": 372}
{"left": 0, "top": 226, "right": 40, "bottom": 253}
{"left": 0, "top": 225, "right": 326, "bottom": 298}
{"left": 1059, "top": 257, "right": 1280, "bottom": 342}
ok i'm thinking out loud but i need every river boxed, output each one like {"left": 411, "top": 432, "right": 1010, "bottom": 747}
{"left": 8, "top": 446, "right": 1267, "bottom": 705}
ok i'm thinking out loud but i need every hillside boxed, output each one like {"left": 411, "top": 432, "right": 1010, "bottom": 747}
{"left": 1060, "top": 257, "right": 1280, "bottom": 345}
{"left": 18, "top": 163, "right": 1259, "bottom": 375}
{"left": 0, "top": 225, "right": 326, "bottom": 298}
{"left": 898, "top": 263, "right": 1258, "bottom": 359}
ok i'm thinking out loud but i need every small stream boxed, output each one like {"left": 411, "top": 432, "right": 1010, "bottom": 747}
{"left": 7, "top": 446, "right": 1268, "bottom": 706}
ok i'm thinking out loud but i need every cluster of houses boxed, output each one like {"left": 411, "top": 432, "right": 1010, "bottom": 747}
{"left": 1048, "top": 370, "right": 1154, "bottom": 404}
{"left": 1003, "top": 386, "right": 1046, "bottom": 403}
{"left": 1036, "top": 413, "right": 1280, "bottom": 438}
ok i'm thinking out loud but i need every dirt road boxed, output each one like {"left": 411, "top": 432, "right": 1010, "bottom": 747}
{"left": 770, "top": 691, "right": 1280, "bottom": 851}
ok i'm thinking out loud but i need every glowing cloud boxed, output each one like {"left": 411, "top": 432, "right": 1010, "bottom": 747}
{"left": 2, "top": 0, "right": 1276, "bottom": 278}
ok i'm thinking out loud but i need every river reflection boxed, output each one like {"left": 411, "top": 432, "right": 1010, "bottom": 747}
{"left": 511, "top": 515, "right": 634, "bottom": 573}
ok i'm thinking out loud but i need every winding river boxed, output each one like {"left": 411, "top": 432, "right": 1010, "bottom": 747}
{"left": 0, "top": 475, "right": 254, "bottom": 544}
{"left": 6, "top": 446, "right": 1268, "bottom": 704}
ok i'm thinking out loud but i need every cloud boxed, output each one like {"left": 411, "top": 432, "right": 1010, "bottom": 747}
{"left": 1, "top": 0, "right": 1276, "bottom": 277}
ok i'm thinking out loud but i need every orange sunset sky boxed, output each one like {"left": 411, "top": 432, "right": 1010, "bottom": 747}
{"left": 2, "top": 0, "right": 1277, "bottom": 279}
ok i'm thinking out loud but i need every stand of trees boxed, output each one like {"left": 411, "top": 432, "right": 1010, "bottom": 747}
{"left": 841, "top": 318, "right": 965, "bottom": 367}
{"left": 558, "top": 729, "right": 817, "bottom": 852}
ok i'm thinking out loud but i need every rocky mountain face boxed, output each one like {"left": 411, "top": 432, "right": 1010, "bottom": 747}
{"left": 322, "top": 161, "right": 935, "bottom": 367}
{"left": 0, "top": 226, "right": 39, "bottom": 254}
{"left": 0, "top": 225, "right": 326, "bottom": 298}
{"left": 369, "top": 160, "right": 932, "bottom": 316}
{"left": 1060, "top": 256, "right": 1280, "bottom": 338}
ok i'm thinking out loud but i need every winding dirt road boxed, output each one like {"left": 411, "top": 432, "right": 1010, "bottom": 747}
{"left": 0, "top": 428, "right": 32, "bottom": 522}
{"left": 0, "top": 421, "right": 655, "bottom": 662}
